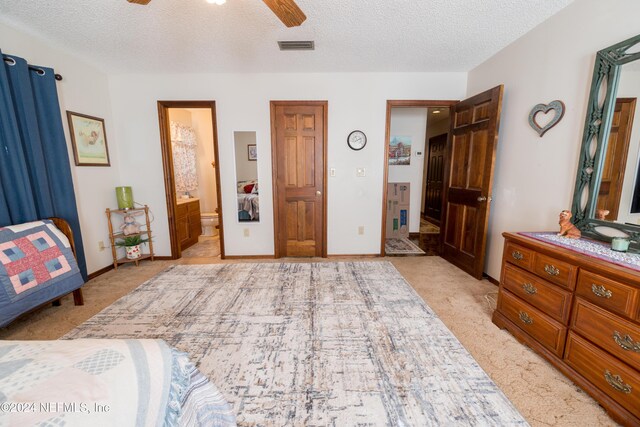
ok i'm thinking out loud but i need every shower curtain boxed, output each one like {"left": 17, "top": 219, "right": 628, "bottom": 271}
{"left": 170, "top": 121, "right": 198, "bottom": 193}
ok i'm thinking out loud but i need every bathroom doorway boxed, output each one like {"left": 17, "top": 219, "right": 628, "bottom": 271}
{"left": 157, "top": 100, "right": 225, "bottom": 259}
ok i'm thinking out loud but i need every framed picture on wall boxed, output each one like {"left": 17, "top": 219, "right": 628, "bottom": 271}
{"left": 388, "top": 136, "right": 412, "bottom": 166}
{"left": 66, "top": 111, "right": 110, "bottom": 166}
{"left": 247, "top": 144, "right": 257, "bottom": 161}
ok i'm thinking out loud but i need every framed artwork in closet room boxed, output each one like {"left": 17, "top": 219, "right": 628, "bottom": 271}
{"left": 248, "top": 144, "right": 257, "bottom": 161}
{"left": 66, "top": 111, "right": 111, "bottom": 166}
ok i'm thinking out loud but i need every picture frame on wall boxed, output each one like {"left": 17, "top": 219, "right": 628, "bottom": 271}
{"left": 388, "top": 136, "right": 412, "bottom": 166}
{"left": 247, "top": 144, "right": 257, "bottom": 161}
{"left": 66, "top": 111, "right": 110, "bottom": 166}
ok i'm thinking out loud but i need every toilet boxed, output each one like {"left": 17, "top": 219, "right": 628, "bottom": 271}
{"left": 201, "top": 212, "right": 219, "bottom": 236}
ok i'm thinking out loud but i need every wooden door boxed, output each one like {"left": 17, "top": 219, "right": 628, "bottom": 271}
{"left": 441, "top": 85, "right": 504, "bottom": 279}
{"left": 271, "top": 102, "right": 327, "bottom": 257}
{"left": 597, "top": 98, "right": 636, "bottom": 221}
{"left": 424, "top": 133, "right": 447, "bottom": 225}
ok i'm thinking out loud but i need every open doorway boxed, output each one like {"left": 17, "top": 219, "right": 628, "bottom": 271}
{"left": 381, "top": 100, "right": 456, "bottom": 256}
{"left": 157, "top": 101, "right": 225, "bottom": 260}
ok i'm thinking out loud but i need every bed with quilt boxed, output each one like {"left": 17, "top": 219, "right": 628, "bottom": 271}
{"left": 0, "top": 219, "right": 84, "bottom": 327}
{"left": 0, "top": 339, "right": 236, "bottom": 426}
{"left": 236, "top": 180, "right": 259, "bottom": 221}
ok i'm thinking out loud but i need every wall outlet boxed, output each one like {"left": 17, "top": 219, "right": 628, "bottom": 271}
{"left": 98, "top": 241, "right": 106, "bottom": 251}
{"left": 358, "top": 226, "right": 364, "bottom": 235}
{"left": 356, "top": 168, "right": 366, "bottom": 177}
{"left": 243, "top": 228, "right": 250, "bottom": 237}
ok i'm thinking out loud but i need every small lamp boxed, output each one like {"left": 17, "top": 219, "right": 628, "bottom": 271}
{"left": 115, "top": 186, "right": 134, "bottom": 210}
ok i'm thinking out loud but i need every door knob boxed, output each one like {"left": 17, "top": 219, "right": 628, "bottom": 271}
{"left": 316, "top": 190, "right": 322, "bottom": 195}
{"left": 477, "top": 196, "right": 493, "bottom": 202}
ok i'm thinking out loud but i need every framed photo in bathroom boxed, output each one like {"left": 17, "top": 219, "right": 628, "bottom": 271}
{"left": 247, "top": 144, "right": 257, "bottom": 161}
{"left": 66, "top": 111, "right": 111, "bottom": 166}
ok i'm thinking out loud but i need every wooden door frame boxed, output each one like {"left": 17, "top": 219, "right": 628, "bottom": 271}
{"left": 157, "top": 100, "right": 226, "bottom": 259}
{"left": 380, "top": 100, "right": 458, "bottom": 256}
{"left": 270, "top": 101, "right": 328, "bottom": 258}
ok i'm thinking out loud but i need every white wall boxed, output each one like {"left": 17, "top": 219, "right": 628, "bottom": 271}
{"left": 467, "top": 0, "right": 640, "bottom": 279}
{"left": 234, "top": 131, "right": 258, "bottom": 183}
{"left": 108, "top": 73, "right": 467, "bottom": 256}
{"left": 615, "top": 70, "right": 640, "bottom": 225}
{"left": 0, "top": 21, "right": 120, "bottom": 275}
{"left": 169, "top": 109, "right": 192, "bottom": 127}
{"left": 389, "top": 108, "right": 428, "bottom": 233}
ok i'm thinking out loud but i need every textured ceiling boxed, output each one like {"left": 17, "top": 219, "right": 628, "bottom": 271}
{"left": 0, "top": 0, "right": 573, "bottom": 74}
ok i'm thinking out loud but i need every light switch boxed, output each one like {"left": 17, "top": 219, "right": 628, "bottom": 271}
{"left": 330, "top": 168, "right": 336, "bottom": 177}
{"left": 356, "top": 168, "right": 366, "bottom": 177}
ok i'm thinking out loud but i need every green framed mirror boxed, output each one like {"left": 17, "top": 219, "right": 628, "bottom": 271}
{"left": 572, "top": 34, "right": 640, "bottom": 243}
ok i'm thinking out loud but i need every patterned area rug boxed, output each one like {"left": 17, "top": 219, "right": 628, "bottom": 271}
{"left": 385, "top": 237, "right": 426, "bottom": 255}
{"left": 420, "top": 218, "right": 440, "bottom": 234}
{"left": 65, "top": 262, "right": 527, "bottom": 426}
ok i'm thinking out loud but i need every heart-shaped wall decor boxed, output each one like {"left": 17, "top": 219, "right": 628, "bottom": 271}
{"left": 528, "top": 100, "right": 565, "bottom": 137}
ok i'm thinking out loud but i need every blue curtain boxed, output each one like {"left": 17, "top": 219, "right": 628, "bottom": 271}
{"left": 0, "top": 50, "right": 87, "bottom": 278}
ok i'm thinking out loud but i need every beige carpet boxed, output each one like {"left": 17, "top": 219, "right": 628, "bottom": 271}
{"left": 0, "top": 256, "right": 617, "bottom": 426}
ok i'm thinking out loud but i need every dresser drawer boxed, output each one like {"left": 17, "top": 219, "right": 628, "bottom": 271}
{"left": 504, "top": 242, "right": 534, "bottom": 271}
{"left": 533, "top": 253, "right": 577, "bottom": 290}
{"left": 571, "top": 298, "right": 640, "bottom": 370}
{"left": 576, "top": 270, "right": 639, "bottom": 319}
{"left": 498, "top": 290, "right": 567, "bottom": 356}
{"left": 565, "top": 332, "right": 640, "bottom": 419}
{"left": 502, "top": 264, "right": 572, "bottom": 323}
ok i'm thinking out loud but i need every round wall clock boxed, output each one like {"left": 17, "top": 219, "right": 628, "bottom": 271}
{"left": 347, "top": 130, "right": 367, "bottom": 151}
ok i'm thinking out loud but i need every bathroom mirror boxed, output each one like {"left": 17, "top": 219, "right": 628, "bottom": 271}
{"left": 572, "top": 34, "right": 640, "bottom": 242}
{"left": 233, "top": 131, "right": 259, "bottom": 222}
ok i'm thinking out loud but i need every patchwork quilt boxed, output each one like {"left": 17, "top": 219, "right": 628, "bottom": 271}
{"left": 0, "top": 220, "right": 84, "bottom": 327}
{"left": 0, "top": 339, "right": 237, "bottom": 426}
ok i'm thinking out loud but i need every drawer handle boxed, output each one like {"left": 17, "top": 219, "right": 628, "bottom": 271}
{"left": 544, "top": 264, "right": 560, "bottom": 276}
{"left": 613, "top": 331, "right": 640, "bottom": 353}
{"left": 512, "top": 251, "right": 524, "bottom": 261}
{"left": 591, "top": 284, "right": 613, "bottom": 299}
{"left": 522, "top": 283, "right": 537, "bottom": 295}
{"left": 604, "top": 370, "right": 632, "bottom": 394}
{"left": 518, "top": 311, "right": 533, "bottom": 325}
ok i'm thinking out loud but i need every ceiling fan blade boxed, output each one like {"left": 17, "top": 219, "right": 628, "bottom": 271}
{"left": 127, "top": 0, "right": 152, "bottom": 4}
{"left": 262, "top": 0, "right": 306, "bottom": 27}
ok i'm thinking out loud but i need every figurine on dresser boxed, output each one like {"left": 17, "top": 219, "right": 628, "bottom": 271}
{"left": 558, "top": 210, "right": 581, "bottom": 239}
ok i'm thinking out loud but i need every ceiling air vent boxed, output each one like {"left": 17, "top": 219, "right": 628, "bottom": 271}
{"left": 278, "top": 41, "right": 315, "bottom": 51}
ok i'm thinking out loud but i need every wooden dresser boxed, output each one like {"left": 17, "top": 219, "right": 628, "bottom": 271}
{"left": 493, "top": 232, "right": 640, "bottom": 426}
{"left": 176, "top": 198, "right": 202, "bottom": 251}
